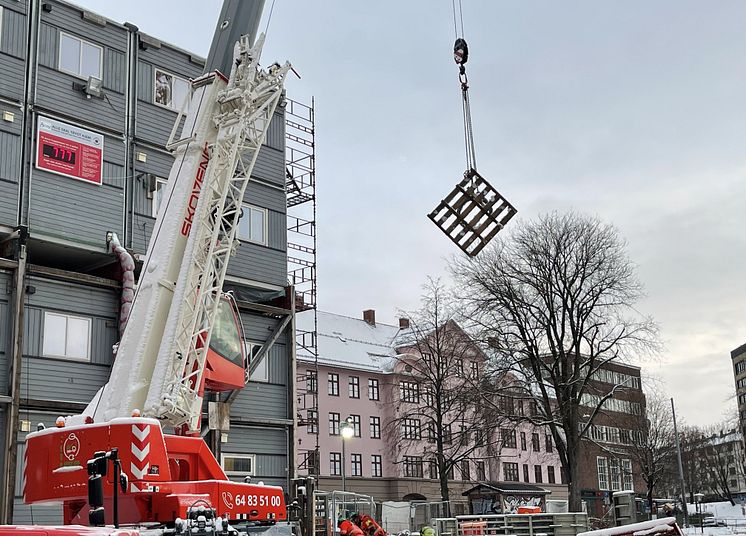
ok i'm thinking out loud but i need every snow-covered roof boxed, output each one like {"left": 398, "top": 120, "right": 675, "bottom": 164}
{"left": 296, "top": 310, "right": 402, "bottom": 373}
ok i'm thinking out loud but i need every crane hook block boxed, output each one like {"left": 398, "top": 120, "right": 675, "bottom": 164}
{"left": 454, "top": 38, "right": 469, "bottom": 65}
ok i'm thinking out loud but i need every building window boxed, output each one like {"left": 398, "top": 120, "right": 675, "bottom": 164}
{"left": 351, "top": 454, "right": 362, "bottom": 477}
{"left": 404, "top": 456, "right": 424, "bottom": 478}
{"left": 59, "top": 32, "right": 102, "bottom": 80}
{"left": 736, "top": 361, "right": 746, "bottom": 375}
{"left": 428, "top": 459, "right": 439, "bottom": 480}
{"left": 151, "top": 176, "right": 168, "bottom": 217}
{"left": 329, "top": 412, "right": 340, "bottom": 435}
{"left": 476, "top": 461, "right": 486, "bottom": 481}
{"left": 348, "top": 376, "right": 360, "bottom": 398}
{"left": 534, "top": 465, "right": 543, "bottom": 484}
{"left": 501, "top": 428, "right": 517, "bottom": 449}
{"left": 548, "top": 466, "right": 556, "bottom": 484}
{"left": 42, "top": 312, "right": 91, "bottom": 361}
{"left": 368, "top": 378, "right": 379, "bottom": 400}
{"left": 306, "top": 370, "right": 317, "bottom": 393}
{"left": 503, "top": 462, "right": 519, "bottom": 482}
{"left": 306, "top": 409, "right": 318, "bottom": 434}
{"left": 154, "top": 68, "right": 190, "bottom": 111}
{"left": 370, "top": 416, "right": 381, "bottom": 439}
{"left": 609, "top": 458, "right": 621, "bottom": 491}
{"left": 455, "top": 359, "right": 464, "bottom": 377}
{"left": 523, "top": 464, "right": 530, "bottom": 483}
{"left": 426, "top": 422, "right": 436, "bottom": 443}
{"left": 597, "top": 457, "right": 608, "bottom": 490}
{"left": 400, "top": 381, "right": 420, "bottom": 403}
{"left": 244, "top": 342, "right": 268, "bottom": 382}
{"left": 461, "top": 460, "right": 471, "bottom": 481}
{"left": 221, "top": 453, "right": 255, "bottom": 476}
{"left": 532, "top": 433, "right": 540, "bottom": 452}
{"left": 520, "top": 432, "right": 527, "bottom": 451}
{"left": 447, "top": 464, "right": 455, "bottom": 480}
{"left": 328, "top": 373, "right": 339, "bottom": 396}
{"left": 622, "top": 459, "right": 633, "bottom": 490}
{"left": 470, "top": 361, "right": 479, "bottom": 379}
{"left": 546, "top": 434, "right": 553, "bottom": 453}
{"left": 402, "top": 418, "right": 421, "bottom": 440}
{"left": 371, "top": 455, "right": 382, "bottom": 477}
{"left": 330, "top": 452, "right": 341, "bottom": 476}
{"left": 350, "top": 414, "right": 361, "bottom": 437}
{"left": 238, "top": 204, "right": 268, "bottom": 245}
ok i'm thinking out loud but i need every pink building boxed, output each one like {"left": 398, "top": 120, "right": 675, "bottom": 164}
{"left": 295, "top": 309, "right": 568, "bottom": 504}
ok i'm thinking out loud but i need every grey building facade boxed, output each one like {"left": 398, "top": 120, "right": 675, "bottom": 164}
{"left": 0, "top": 0, "right": 296, "bottom": 524}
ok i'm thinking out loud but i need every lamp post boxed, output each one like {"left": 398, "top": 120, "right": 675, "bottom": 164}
{"left": 694, "top": 493, "right": 704, "bottom": 534}
{"left": 340, "top": 417, "right": 354, "bottom": 492}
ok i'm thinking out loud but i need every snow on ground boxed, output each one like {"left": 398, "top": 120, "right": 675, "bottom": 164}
{"left": 680, "top": 501, "right": 746, "bottom": 536}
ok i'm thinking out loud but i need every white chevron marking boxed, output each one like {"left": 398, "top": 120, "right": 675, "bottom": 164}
{"left": 131, "top": 425, "right": 150, "bottom": 441}
{"left": 130, "top": 462, "right": 149, "bottom": 480}
{"left": 131, "top": 443, "right": 150, "bottom": 461}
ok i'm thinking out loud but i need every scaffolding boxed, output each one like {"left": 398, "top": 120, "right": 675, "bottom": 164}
{"left": 286, "top": 97, "right": 319, "bottom": 475}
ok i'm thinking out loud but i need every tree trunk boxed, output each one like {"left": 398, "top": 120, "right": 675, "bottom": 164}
{"left": 647, "top": 487, "right": 654, "bottom": 517}
{"left": 440, "top": 470, "right": 451, "bottom": 517}
{"left": 568, "top": 447, "right": 583, "bottom": 512}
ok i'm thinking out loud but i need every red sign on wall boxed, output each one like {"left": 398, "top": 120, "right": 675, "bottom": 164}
{"left": 36, "top": 116, "right": 103, "bottom": 185}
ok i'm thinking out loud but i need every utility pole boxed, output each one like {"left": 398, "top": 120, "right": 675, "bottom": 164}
{"left": 671, "top": 397, "right": 689, "bottom": 527}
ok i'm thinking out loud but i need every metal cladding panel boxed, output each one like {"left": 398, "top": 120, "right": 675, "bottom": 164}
{"left": 267, "top": 210, "right": 287, "bottom": 250}
{"left": 41, "top": 1, "right": 127, "bottom": 52}
{"left": 264, "top": 112, "right": 285, "bottom": 152}
{"left": 230, "top": 382, "right": 288, "bottom": 420}
{"left": 0, "top": 298, "right": 8, "bottom": 393}
{"left": 103, "top": 48, "right": 126, "bottom": 93}
{"left": 29, "top": 171, "right": 124, "bottom": 246}
{"left": 20, "top": 356, "right": 111, "bottom": 403}
{"left": 245, "top": 180, "right": 286, "bottom": 214}
{"left": 102, "top": 161, "right": 125, "bottom": 188}
{"left": 0, "top": 179, "right": 18, "bottom": 227}
{"left": 26, "top": 276, "right": 119, "bottom": 319}
{"left": 134, "top": 146, "right": 174, "bottom": 179}
{"left": 131, "top": 214, "right": 153, "bottom": 255}
{"left": 135, "top": 100, "right": 185, "bottom": 146}
{"left": 252, "top": 147, "right": 284, "bottom": 186}
{"left": 0, "top": 53, "right": 24, "bottom": 101}
{"left": 138, "top": 41, "right": 204, "bottom": 79}
{"left": 224, "top": 425, "right": 287, "bottom": 455}
{"left": 228, "top": 242, "right": 287, "bottom": 287}
{"left": 36, "top": 67, "right": 127, "bottom": 133}
{"left": 0, "top": 6, "right": 26, "bottom": 58}
{"left": 0, "top": 0, "right": 26, "bottom": 13}
{"left": 37, "top": 22, "right": 57, "bottom": 68}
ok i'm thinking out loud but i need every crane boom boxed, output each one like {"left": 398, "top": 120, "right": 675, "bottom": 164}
{"left": 91, "top": 34, "right": 290, "bottom": 432}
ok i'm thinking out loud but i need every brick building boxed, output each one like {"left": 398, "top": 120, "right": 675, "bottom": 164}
{"left": 578, "top": 362, "right": 647, "bottom": 517}
{"left": 731, "top": 344, "right": 746, "bottom": 438}
{"left": 295, "top": 309, "right": 568, "bottom": 506}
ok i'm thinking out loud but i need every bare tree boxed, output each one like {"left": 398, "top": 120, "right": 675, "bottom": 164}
{"left": 627, "top": 394, "right": 677, "bottom": 513}
{"left": 388, "top": 278, "right": 498, "bottom": 514}
{"left": 452, "top": 212, "right": 659, "bottom": 511}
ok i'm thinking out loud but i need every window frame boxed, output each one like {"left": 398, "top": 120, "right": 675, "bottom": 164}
{"left": 328, "top": 373, "right": 339, "bottom": 396}
{"left": 534, "top": 465, "right": 543, "bottom": 484}
{"left": 221, "top": 453, "right": 255, "bottom": 477}
{"left": 42, "top": 311, "right": 92, "bottom": 361}
{"left": 503, "top": 462, "right": 519, "bottom": 482}
{"left": 330, "top": 452, "right": 342, "bottom": 476}
{"left": 531, "top": 432, "right": 540, "bottom": 452}
{"left": 306, "top": 409, "right": 318, "bottom": 434}
{"left": 348, "top": 376, "right": 360, "bottom": 398}
{"left": 244, "top": 341, "right": 268, "bottom": 383}
{"left": 402, "top": 418, "right": 422, "bottom": 440}
{"left": 306, "top": 370, "right": 318, "bottom": 393}
{"left": 58, "top": 31, "right": 103, "bottom": 81}
{"left": 597, "top": 457, "right": 609, "bottom": 490}
{"left": 153, "top": 67, "right": 190, "bottom": 112}
{"left": 238, "top": 203, "right": 268, "bottom": 246}
{"left": 328, "top": 412, "right": 340, "bottom": 435}
{"left": 400, "top": 381, "right": 420, "bottom": 403}
{"left": 461, "top": 459, "right": 471, "bottom": 481}
{"left": 349, "top": 414, "right": 361, "bottom": 437}
{"left": 151, "top": 176, "right": 168, "bottom": 217}
{"left": 476, "top": 460, "right": 486, "bottom": 481}
{"left": 370, "top": 416, "right": 381, "bottom": 439}
{"left": 368, "top": 378, "right": 380, "bottom": 400}
{"left": 350, "top": 453, "right": 363, "bottom": 477}
{"left": 371, "top": 454, "right": 382, "bottom": 478}
{"left": 548, "top": 465, "right": 556, "bottom": 484}
{"left": 403, "top": 456, "right": 424, "bottom": 478}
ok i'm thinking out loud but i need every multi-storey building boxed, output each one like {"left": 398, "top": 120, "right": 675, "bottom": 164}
{"left": 731, "top": 344, "right": 746, "bottom": 437}
{"left": 295, "top": 309, "right": 568, "bottom": 505}
{"left": 0, "top": 0, "right": 296, "bottom": 524}
{"left": 578, "top": 361, "right": 647, "bottom": 518}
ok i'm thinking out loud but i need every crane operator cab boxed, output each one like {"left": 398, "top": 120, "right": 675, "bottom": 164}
{"left": 203, "top": 293, "right": 248, "bottom": 392}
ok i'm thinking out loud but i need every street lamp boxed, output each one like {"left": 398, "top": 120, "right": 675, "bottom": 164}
{"left": 694, "top": 493, "right": 704, "bottom": 534}
{"left": 340, "top": 417, "right": 355, "bottom": 492}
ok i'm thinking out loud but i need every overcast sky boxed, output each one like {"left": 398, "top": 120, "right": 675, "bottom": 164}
{"left": 75, "top": 0, "right": 746, "bottom": 427}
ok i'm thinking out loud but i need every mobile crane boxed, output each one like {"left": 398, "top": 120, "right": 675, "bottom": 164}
{"left": 0, "top": 2, "right": 294, "bottom": 534}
